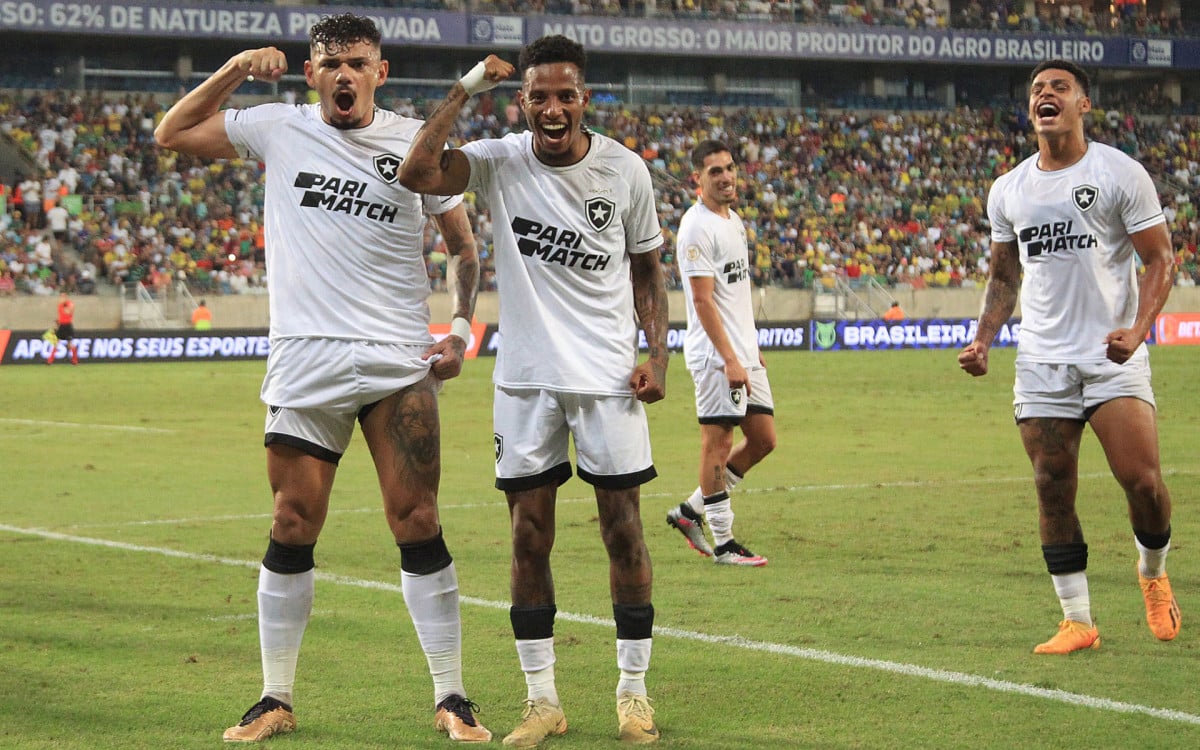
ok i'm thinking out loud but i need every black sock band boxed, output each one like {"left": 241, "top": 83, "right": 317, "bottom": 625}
{"left": 614, "top": 603, "right": 654, "bottom": 640}
{"left": 397, "top": 528, "right": 453, "bottom": 575}
{"left": 262, "top": 537, "right": 316, "bottom": 574}
{"left": 702, "top": 490, "right": 730, "bottom": 506}
{"left": 1134, "top": 526, "right": 1171, "bottom": 551}
{"left": 1042, "top": 542, "right": 1088, "bottom": 575}
{"left": 511, "top": 605, "right": 557, "bottom": 640}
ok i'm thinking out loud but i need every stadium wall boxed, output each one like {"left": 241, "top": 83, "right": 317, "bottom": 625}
{"left": 3, "top": 288, "right": 1200, "bottom": 332}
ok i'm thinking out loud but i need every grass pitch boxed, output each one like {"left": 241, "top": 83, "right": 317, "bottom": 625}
{"left": 1, "top": 347, "right": 1197, "bottom": 749}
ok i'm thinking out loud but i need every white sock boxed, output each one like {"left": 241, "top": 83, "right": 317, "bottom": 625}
{"left": 516, "top": 637, "right": 559, "bottom": 705}
{"left": 402, "top": 563, "right": 464, "bottom": 705}
{"left": 686, "top": 467, "right": 743, "bottom": 517}
{"left": 724, "top": 466, "right": 743, "bottom": 491}
{"left": 1136, "top": 537, "right": 1170, "bottom": 579}
{"left": 1050, "top": 572, "right": 1092, "bottom": 626}
{"left": 616, "top": 638, "right": 651, "bottom": 697}
{"left": 705, "top": 495, "right": 734, "bottom": 547}
{"left": 257, "top": 566, "right": 315, "bottom": 705}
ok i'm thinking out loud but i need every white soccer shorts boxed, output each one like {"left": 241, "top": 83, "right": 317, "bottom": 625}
{"left": 1012, "top": 357, "right": 1155, "bottom": 422}
{"left": 493, "top": 386, "right": 655, "bottom": 491}
{"left": 690, "top": 365, "right": 774, "bottom": 425}
{"left": 262, "top": 338, "right": 437, "bottom": 460}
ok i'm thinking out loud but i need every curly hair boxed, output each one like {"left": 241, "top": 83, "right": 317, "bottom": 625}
{"left": 519, "top": 35, "right": 586, "bottom": 77}
{"left": 309, "top": 13, "right": 381, "bottom": 55}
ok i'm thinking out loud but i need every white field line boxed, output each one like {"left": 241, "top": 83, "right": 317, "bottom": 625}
{"left": 1, "top": 522, "right": 1198, "bottom": 727}
{"left": 60, "top": 469, "right": 1193, "bottom": 530}
{"left": 0, "top": 417, "right": 175, "bottom": 433}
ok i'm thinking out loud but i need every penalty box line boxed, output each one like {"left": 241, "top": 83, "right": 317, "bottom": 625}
{"left": 1, "top": 522, "right": 1197, "bottom": 727}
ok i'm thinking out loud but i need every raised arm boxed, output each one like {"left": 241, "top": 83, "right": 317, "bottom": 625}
{"left": 397, "top": 55, "right": 513, "bottom": 196}
{"left": 629, "top": 250, "right": 670, "bottom": 402}
{"left": 155, "top": 47, "right": 287, "bottom": 159}
{"left": 958, "top": 238, "right": 1020, "bottom": 377}
{"left": 1105, "top": 222, "right": 1174, "bottom": 364}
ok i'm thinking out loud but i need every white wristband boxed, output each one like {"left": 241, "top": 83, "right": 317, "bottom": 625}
{"left": 458, "top": 61, "right": 494, "bottom": 97}
{"left": 450, "top": 317, "right": 472, "bottom": 343}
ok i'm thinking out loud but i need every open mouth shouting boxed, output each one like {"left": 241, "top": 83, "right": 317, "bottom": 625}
{"left": 330, "top": 87, "right": 357, "bottom": 125}
{"left": 538, "top": 121, "right": 569, "bottom": 148}
{"left": 1034, "top": 100, "right": 1061, "bottom": 126}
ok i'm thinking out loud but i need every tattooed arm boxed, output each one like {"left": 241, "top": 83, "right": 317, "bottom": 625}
{"left": 397, "top": 55, "right": 513, "bottom": 196}
{"left": 629, "top": 249, "right": 670, "bottom": 403}
{"left": 958, "top": 239, "right": 1020, "bottom": 377}
{"left": 423, "top": 203, "right": 480, "bottom": 380}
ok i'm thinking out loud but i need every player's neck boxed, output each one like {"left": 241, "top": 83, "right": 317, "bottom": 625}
{"left": 1036, "top": 132, "right": 1088, "bottom": 172}
{"left": 702, "top": 197, "right": 732, "bottom": 218}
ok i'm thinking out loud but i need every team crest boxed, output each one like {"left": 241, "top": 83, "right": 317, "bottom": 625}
{"left": 729, "top": 389, "right": 742, "bottom": 407}
{"left": 373, "top": 153, "right": 402, "bottom": 184}
{"left": 1072, "top": 184, "right": 1098, "bottom": 212}
{"left": 494, "top": 433, "right": 504, "bottom": 463}
{"left": 584, "top": 197, "right": 615, "bottom": 232}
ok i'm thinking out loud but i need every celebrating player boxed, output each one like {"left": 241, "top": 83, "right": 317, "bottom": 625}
{"left": 399, "top": 35, "right": 669, "bottom": 746}
{"left": 665, "top": 139, "right": 775, "bottom": 567}
{"left": 958, "top": 59, "right": 1179, "bottom": 654}
{"left": 155, "top": 14, "right": 491, "bottom": 742}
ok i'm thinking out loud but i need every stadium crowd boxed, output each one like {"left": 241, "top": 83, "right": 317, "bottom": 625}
{"left": 0, "top": 85, "right": 1197, "bottom": 301}
{"left": 305, "top": 0, "right": 1192, "bottom": 37}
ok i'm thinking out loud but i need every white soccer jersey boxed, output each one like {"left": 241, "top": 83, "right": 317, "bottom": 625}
{"left": 461, "top": 131, "right": 664, "bottom": 395}
{"left": 225, "top": 103, "right": 463, "bottom": 344}
{"left": 988, "top": 141, "right": 1165, "bottom": 363}
{"left": 677, "top": 201, "right": 761, "bottom": 372}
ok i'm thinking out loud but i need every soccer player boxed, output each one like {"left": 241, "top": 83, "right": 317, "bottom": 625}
{"left": 47, "top": 291, "right": 78, "bottom": 365}
{"left": 154, "top": 14, "right": 491, "bottom": 742}
{"left": 398, "top": 36, "right": 669, "bottom": 746}
{"left": 958, "top": 59, "right": 1179, "bottom": 654}
{"left": 665, "top": 140, "right": 775, "bottom": 567}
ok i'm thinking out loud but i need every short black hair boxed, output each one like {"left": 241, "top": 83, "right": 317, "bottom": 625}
{"left": 1030, "top": 59, "right": 1090, "bottom": 98}
{"left": 691, "top": 139, "right": 731, "bottom": 170}
{"left": 519, "top": 35, "right": 586, "bottom": 77}
{"left": 310, "top": 13, "right": 381, "bottom": 55}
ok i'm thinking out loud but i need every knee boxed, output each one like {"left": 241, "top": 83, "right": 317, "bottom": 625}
{"left": 1121, "top": 467, "right": 1167, "bottom": 505}
{"left": 600, "top": 518, "right": 645, "bottom": 563}
{"left": 271, "top": 493, "right": 322, "bottom": 544}
{"left": 752, "top": 432, "right": 777, "bottom": 459}
{"left": 512, "top": 519, "right": 554, "bottom": 562}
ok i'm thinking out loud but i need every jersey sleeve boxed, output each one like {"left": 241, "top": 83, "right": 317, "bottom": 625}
{"left": 986, "top": 173, "right": 1016, "bottom": 243}
{"left": 422, "top": 192, "right": 464, "bottom": 215}
{"left": 676, "top": 215, "right": 716, "bottom": 278}
{"left": 1118, "top": 158, "right": 1167, "bottom": 235}
{"left": 625, "top": 158, "right": 664, "bottom": 255}
{"left": 224, "top": 103, "right": 293, "bottom": 162}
